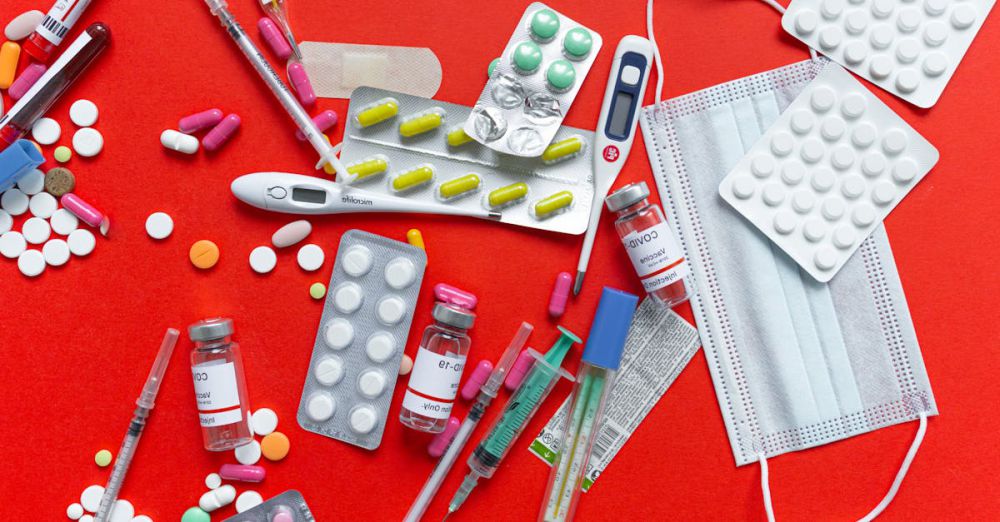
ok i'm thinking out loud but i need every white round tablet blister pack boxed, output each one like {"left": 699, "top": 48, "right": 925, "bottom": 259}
{"left": 357, "top": 369, "right": 387, "bottom": 398}
{"left": 249, "top": 245, "right": 277, "bottom": 274}
{"left": 365, "top": 332, "right": 396, "bottom": 363}
{"left": 376, "top": 296, "right": 407, "bottom": 325}
{"left": 384, "top": 257, "right": 416, "bottom": 289}
{"left": 342, "top": 245, "right": 373, "bottom": 276}
{"left": 349, "top": 405, "right": 378, "bottom": 434}
{"left": 314, "top": 356, "right": 345, "bottom": 386}
{"left": 297, "top": 243, "right": 325, "bottom": 271}
{"left": 324, "top": 317, "right": 354, "bottom": 350}
{"left": 145, "top": 212, "right": 174, "bottom": 239}
{"left": 306, "top": 392, "right": 336, "bottom": 421}
{"left": 333, "top": 282, "right": 364, "bottom": 314}
{"left": 70, "top": 99, "right": 99, "bottom": 127}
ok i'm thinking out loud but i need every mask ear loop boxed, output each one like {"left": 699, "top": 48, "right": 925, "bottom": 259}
{"left": 759, "top": 453, "right": 776, "bottom": 522}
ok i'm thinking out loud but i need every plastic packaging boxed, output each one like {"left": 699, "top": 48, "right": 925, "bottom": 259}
{"left": 220, "top": 490, "right": 315, "bottom": 522}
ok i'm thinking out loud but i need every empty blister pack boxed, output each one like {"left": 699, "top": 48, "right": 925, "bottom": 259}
{"left": 222, "top": 490, "right": 315, "bottom": 522}
{"left": 782, "top": 0, "right": 995, "bottom": 108}
{"left": 341, "top": 87, "right": 596, "bottom": 235}
{"left": 719, "top": 64, "right": 938, "bottom": 282}
{"left": 463, "top": 2, "right": 603, "bottom": 156}
{"left": 297, "top": 230, "right": 427, "bottom": 449}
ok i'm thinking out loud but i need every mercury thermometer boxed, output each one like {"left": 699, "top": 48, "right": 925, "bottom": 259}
{"left": 573, "top": 36, "right": 654, "bottom": 295}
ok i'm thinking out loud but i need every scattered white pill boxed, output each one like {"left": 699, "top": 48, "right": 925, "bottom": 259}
{"left": 16, "top": 169, "right": 44, "bottom": 195}
{"left": 31, "top": 117, "right": 61, "bottom": 145}
{"left": 43, "top": 239, "right": 70, "bottom": 266}
{"left": 333, "top": 282, "right": 364, "bottom": 314}
{"left": 70, "top": 99, "right": 99, "bottom": 127}
{"left": 205, "top": 472, "right": 222, "bottom": 490}
{"left": 132, "top": 516, "right": 153, "bottom": 522}
{"left": 0, "top": 210, "right": 10, "bottom": 233}
{"left": 109, "top": 499, "right": 134, "bottom": 522}
{"left": 68, "top": 228, "right": 96, "bottom": 256}
{"left": 79, "top": 516, "right": 94, "bottom": 522}
{"left": 376, "top": 295, "right": 407, "bottom": 325}
{"left": 342, "top": 245, "right": 373, "bottom": 276}
{"left": 22, "top": 216, "right": 51, "bottom": 244}
{"left": 67, "top": 503, "right": 84, "bottom": 520}
{"left": 200, "top": 484, "right": 237, "bottom": 512}
{"left": 234, "top": 440, "right": 262, "bottom": 465}
{"left": 314, "top": 356, "right": 345, "bottom": 385}
{"left": 357, "top": 369, "right": 387, "bottom": 398}
{"left": 306, "top": 392, "right": 336, "bottom": 421}
{"left": 144, "top": 211, "right": 174, "bottom": 239}
{"left": 50, "top": 208, "right": 79, "bottom": 235}
{"left": 365, "top": 332, "right": 396, "bottom": 363}
{"left": 324, "top": 317, "right": 355, "bottom": 349}
{"left": 80, "top": 485, "right": 105, "bottom": 512}
{"left": 18, "top": 250, "right": 45, "bottom": 277}
{"left": 0, "top": 231, "right": 26, "bottom": 258}
{"left": 160, "top": 129, "right": 199, "bottom": 154}
{"left": 29, "top": 192, "right": 57, "bottom": 218}
{"left": 251, "top": 408, "right": 279, "bottom": 436}
{"left": 349, "top": 406, "right": 378, "bottom": 434}
{"left": 236, "top": 491, "right": 265, "bottom": 513}
{"left": 2, "top": 188, "right": 29, "bottom": 215}
{"left": 5, "top": 10, "right": 44, "bottom": 41}
{"left": 249, "top": 245, "right": 277, "bottom": 274}
{"left": 297, "top": 243, "right": 324, "bottom": 271}
{"left": 384, "top": 257, "right": 416, "bottom": 289}
{"left": 73, "top": 128, "right": 104, "bottom": 157}
{"left": 271, "top": 219, "right": 312, "bottom": 248}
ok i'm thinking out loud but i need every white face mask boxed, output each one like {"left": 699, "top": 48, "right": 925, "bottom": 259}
{"left": 639, "top": 3, "right": 936, "bottom": 518}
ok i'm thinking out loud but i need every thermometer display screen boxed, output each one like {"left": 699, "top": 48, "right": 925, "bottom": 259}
{"left": 608, "top": 91, "right": 634, "bottom": 139}
{"left": 292, "top": 187, "right": 327, "bottom": 204}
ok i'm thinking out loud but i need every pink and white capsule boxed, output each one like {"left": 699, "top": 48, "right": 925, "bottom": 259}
{"left": 427, "top": 417, "right": 461, "bottom": 457}
{"left": 219, "top": 463, "right": 266, "bottom": 483}
{"left": 504, "top": 349, "right": 535, "bottom": 391}
{"left": 258, "top": 18, "right": 292, "bottom": 60}
{"left": 296, "top": 110, "right": 338, "bottom": 141}
{"left": 548, "top": 271, "right": 572, "bottom": 317}
{"left": 460, "top": 359, "right": 493, "bottom": 401}
{"left": 179, "top": 108, "right": 224, "bottom": 133}
{"left": 287, "top": 62, "right": 316, "bottom": 107}
{"left": 8, "top": 63, "right": 46, "bottom": 100}
{"left": 202, "top": 114, "right": 241, "bottom": 152}
{"left": 60, "top": 193, "right": 109, "bottom": 236}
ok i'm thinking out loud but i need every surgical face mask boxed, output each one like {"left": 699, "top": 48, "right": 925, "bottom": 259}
{"left": 638, "top": 54, "right": 937, "bottom": 518}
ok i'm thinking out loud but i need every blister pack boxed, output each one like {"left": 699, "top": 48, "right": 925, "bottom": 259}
{"left": 719, "top": 64, "right": 938, "bottom": 282}
{"left": 341, "top": 87, "right": 596, "bottom": 235}
{"left": 462, "top": 2, "right": 603, "bottom": 157}
{"left": 782, "top": 0, "right": 995, "bottom": 108}
{"left": 222, "top": 490, "right": 314, "bottom": 522}
{"left": 297, "top": 230, "right": 427, "bottom": 449}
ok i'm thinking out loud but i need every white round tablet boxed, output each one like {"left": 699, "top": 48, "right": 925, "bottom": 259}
{"left": 762, "top": 184, "right": 785, "bottom": 207}
{"left": 251, "top": 408, "right": 279, "bottom": 436}
{"left": 68, "top": 228, "right": 96, "bottom": 256}
{"left": 236, "top": 491, "right": 264, "bottom": 513}
{"left": 73, "top": 128, "right": 104, "bottom": 157}
{"left": 342, "top": 245, "right": 373, "bottom": 276}
{"left": 731, "top": 176, "right": 756, "bottom": 199}
{"left": 249, "top": 245, "right": 277, "bottom": 274}
{"left": 28, "top": 192, "right": 57, "bottom": 218}
{"left": 365, "top": 332, "right": 396, "bottom": 363}
{"left": 70, "top": 99, "right": 99, "bottom": 127}
{"left": 814, "top": 247, "right": 838, "bottom": 270}
{"left": 324, "top": 317, "right": 355, "bottom": 349}
{"left": 333, "top": 282, "right": 364, "bottom": 314}
{"left": 306, "top": 392, "right": 336, "bottom": 421}
{"left": 358, "top": 370, "right": 387, "bottom": 398}
{"left": 314, "top": 356, "right": 345, "bottom": 386}
{"left": 297, "top": 243, "right": 324, "bottom": 271}
{"left": 349, "top": 405, "right": 378, "bottom": 434}
{"left": 205, "top": 472, "right": 222, "bottom": 490}
{"left": 2, "top": 188, "right": 29, "bottom": 215}
{"left": 0, "top": 210, "right": 11, "bottom": 234}
{"left": 16, "top": 169, "right": 44, "bottom": 195}
{"left": 385, "top": 257, "right": 416, "bottom": 289}
{"left": 50, "top": 208, "right": 79, "bottom": 235}
{"left": 376, "top": 296, "right": 407, "bottom": 325}
{"left": 802, "top": 219, "right": 827, "bottom": 242}
{"left": 109, "top": 499, "right": 133, "bottom": 522}
{"left": 80, "top": 485, "right": 105, "bottom": 512}
{"left": 0, "top": 231, "right": 26, "bottom": 258}
{"left": 22, "top": 216, "right": 51, "bottom": 244}
{"left": 43, "top": 239, "right": 70, "bottom": 266}
{"left": 80, "top": 515, "right": 94, "bottom": 522}
{"left": 145, "top": 211, "right": 173, "bottom": 239}
{"left": 773, "top": 210, "right": 797, "bottom": 235}
{"left": 67, "top": 502, "right": 84, "bottom": 520}
{"left": 234, "top": 440, "right": 262, "bottom": 465}
{"left": 31, "top": 117, "right": 61, "bottom": 145}
{"left": 132, "top": 516, "right": 153, "bottom": 522}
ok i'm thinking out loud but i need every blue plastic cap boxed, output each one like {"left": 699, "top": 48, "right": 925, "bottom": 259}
{"left": 0, "top": 140, "right": 44, "bottom": 193}
{"left": 581, "top": 287, "right": 639, "bottom": 370}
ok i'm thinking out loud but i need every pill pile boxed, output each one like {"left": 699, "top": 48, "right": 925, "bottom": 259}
{"left": 69, "top": 484, "right": 150, "bottom": 522}
{"left": 29, "top": 98, "right": 105, "bottom": 160}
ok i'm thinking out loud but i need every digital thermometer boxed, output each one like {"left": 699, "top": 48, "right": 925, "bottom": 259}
{"left": 231, "top": 172, "right": 501, "bottom": 220}
{"left": 573, "top": 35, "right": 654, "bottom": 295}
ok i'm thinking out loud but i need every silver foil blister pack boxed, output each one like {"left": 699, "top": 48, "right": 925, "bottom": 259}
{"left": 222, "top": 490, "right": 314, "bottom": 521}
{"left": 297, "top": 230, "right": 427, "bottom": 450}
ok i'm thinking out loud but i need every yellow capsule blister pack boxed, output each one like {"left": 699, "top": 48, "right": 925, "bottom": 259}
{"left": 340, "top": 87, "right": 595, "bottom": 235}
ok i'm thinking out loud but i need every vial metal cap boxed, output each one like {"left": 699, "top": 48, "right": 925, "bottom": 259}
{"left": 189, "top": 317, "right": 234, "bottom": 342}
{"left": 605, "top": 181, "right": 650, "bottom": 212}
{"left": 432, "top": 303, "right": 476, "bottom": 330}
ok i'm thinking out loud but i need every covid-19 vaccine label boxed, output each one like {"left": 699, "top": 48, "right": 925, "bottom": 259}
{"left": 401, "top": 347, "right": 466, "bottom": 419}
{"left": 192, "top": 361, "right": 243, "bottom": 427}
{"left": 622, "top": 221, "right": 687, "bottom": 291}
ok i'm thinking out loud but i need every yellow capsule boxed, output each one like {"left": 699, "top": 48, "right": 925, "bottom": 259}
{"left": 355, "top": 97, "right": 399, "bottom": 128}
{"left": 534, "top": 191, "right": 574, "bottom": 218}
{"left": 391, "top": 165, "right": 435, "bottom": 192}
{"left": 0, "top": 42, "right": 21, "bottom": 90}
{"left": 399, "top": 108, "right": 445, "bottom": 137}
{"left": 406, "top": 229, "right": 425, "bottom": 250}
{"left": 541, "top": 136, "right": 584, "bottom": 164}
{"left": 487, "top": 182, "right": 529, "bottom": 208}
{"left": 347, "top": 155, "right": 389, "bottom": 181}
{"left": 320, "top": 135, "right": 337, "bottom": 175}
{"left": 438, "top": 174, "right": 481, "bottom": 200}
{"left": 446, "top": 126, "right": 475, "bottom": 147}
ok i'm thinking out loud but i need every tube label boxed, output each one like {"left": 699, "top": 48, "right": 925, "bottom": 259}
{"left": 192, "top": 362, "right": 243, "bottom": 427}
{"left": 36, "top": 0, "right": 94, "bottom": 46}
{"left": 621, "top": 222, "right": 687, "bottom": 292}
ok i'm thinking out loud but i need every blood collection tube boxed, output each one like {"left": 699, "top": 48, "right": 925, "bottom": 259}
{"left": 24, "top": 0, "right": 96, "bottom": 63}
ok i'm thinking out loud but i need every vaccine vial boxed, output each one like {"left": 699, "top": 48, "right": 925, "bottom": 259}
{"left": 605, "top": 181, "right": 691, "bottom": 308}
{"left": 399, "top": 303, "right": 475, "bottom": 433}
{"left": 188, "top": 317, "right": 253, "bottom": 451}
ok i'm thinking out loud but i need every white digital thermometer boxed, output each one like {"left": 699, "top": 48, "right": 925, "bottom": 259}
{"left": 574, "top": 35, "right": 654, "bottom": 295}
{"left": 231, "top": 172, "right": 501, "bottom": 220}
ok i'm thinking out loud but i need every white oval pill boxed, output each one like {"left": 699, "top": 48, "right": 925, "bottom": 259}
{"left": 73, "top": 128, "right": 104, "bottom": 157}
{"left": 200, "top": 484, "right": 237, "bottom": 512}
{"left": 0, "top": 210, "right": 10, "bottom": 234}
{"left": 271, "top": 219, "right": 312, "bottom": 248}
{"left": 160, "top": 129, "right": 199, "bottom": 154}
{"left": 67, "top": 503, "right": 84, "bottom": 520}
{"left": 2, "top": 188, "right": 29, "bottom": 215}
{"left": 43, "top": 239, "right": 70, "bottom": 266}
{"left": 349, "top": 406, "right": 378, "bottom": 434}
{"left": 205, "top": 472, "right": 222, "bottom": 490}
{"left": 773, "top": 210, "right": 797, "bottom": 235}
{"left": 234, "top": 440, "right": 262, "bottom": 465}
{"left": 314, "top": 356, "right": 345, "bottom": 386}
{"left": 20, "top": 249, "right": 46, "bottom": 277}
{"left": 109, "top": 499, "right": 134, "bottom": 522}
{"left": 814, "top": 247, "right": 838, "bottom": 270}
{"left": 811, "top": 168, "right": 836, "bottom": 192}
{"left": 17, "top": 169, "right": 44, "bottom": 195}
{"left": 22, "top": 216, "right": 50, "bottom": 244}
{"left": 342, "top": 245, "right": 374, "bottom": 276}
{"left": 731, "top": 176, "right": 756, "bottom": 199}
{"left": 324, "top": 317, "right": 354, "bottom": 350}
{"left": 832, "top": 226, "right": 857, "bottom": 249}
{"left": 50, "top": 208, "right": 79, "bottom": 235}
{"left": 365, "top": 332, "right": 396, "bottom": 363}
{"left": 249, "top": 245, "right": 277, "bottom": 274}
{"left": 385, "top": 257, "right": 416, "bottom": 289}
{"left": 893, "top": 158, "right": 919, "bottom": 183}
{"left": 68, "top": 229, "right": 96, "bottom": 256}
{"left": 70, "top": 99, "right": 99, "bottom": 127}
{"left": 376, "top": 295, "right": 407, "bottom": 325}
{"left": 852, "top": 204, "right": 878, "bottom": 226}
{"left": 251, "top": 408, "right": 279, "bottom": 436}
{"left": 236, "top": 491, "right": 264, "bottom": 513}
{"left": 358, "top": 370, "right": 387, "bottom": 398}
{"left": 145, "top": 212, "right": 174, "bottom": 239}
{"left": 5, "top": 10, "right": 44, "bottom": 40}
{"left": 297, "top": 243, "right": 324, "bottom": 271}
{"left": 29, "top": 192, "right": 57, "bottom": 218}
{"left": 782, "top": 162, "right": 806, "bottom": 186}
{"left": 821, "top": 197, "right": 846, "bottom": 220}
{"left": 803, "top": 219, "right": 827, "bottom": 242}
{"left": 306, "top": 392, "right": 336, "bottom": 421}
{"left": 31, "top": 117, "right": 61, "bottom": 145}
{"left": 80, "top": 485, "right": 106, "bottom": 512}
{"left": 333, "top": 282, "right": 364, "bottom": 313}
{"left": 0, "top": 231, "right": 26, "bottom": 258}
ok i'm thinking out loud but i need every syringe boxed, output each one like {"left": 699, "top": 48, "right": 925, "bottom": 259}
{"left": 259, "top": 0, "right": 303, "bottom": 61}
{"left": 404, "top": 322, "right": 534, "bottom": 522}
{"left": 201, "top": 0, "right": 349, "bottom": 180}
{"left": 94, "top": 329, "right": 180, "bottom": 522}
{"left": 444, "top": 327, "right": 581, "bottom": 520}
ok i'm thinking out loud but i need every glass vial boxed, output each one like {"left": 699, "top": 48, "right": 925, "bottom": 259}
{"left": 399, "top": 303, "right": 475, "bottom": 433}
{"left": 188, "top": 317, "right": 253, "bottom": 451}
{"left": 605, "top": 181, "right": 691, "bottom": 308}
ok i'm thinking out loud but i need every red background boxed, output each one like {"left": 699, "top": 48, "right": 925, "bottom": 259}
{"left": 1, "top": 0, "right": 998, "bottom": 520}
